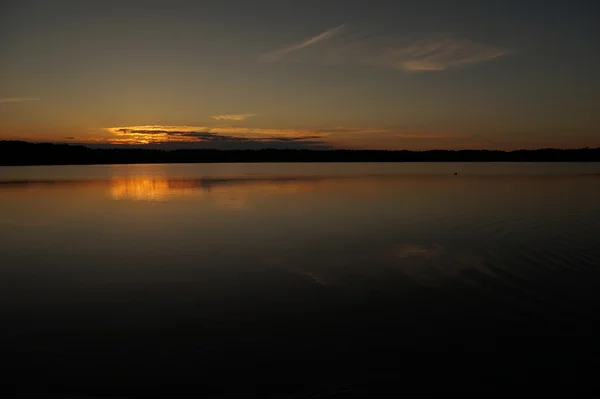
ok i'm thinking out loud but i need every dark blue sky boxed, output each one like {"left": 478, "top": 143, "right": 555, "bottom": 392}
{"left": 1, "top": 0, "right": 599, "bottom": 149}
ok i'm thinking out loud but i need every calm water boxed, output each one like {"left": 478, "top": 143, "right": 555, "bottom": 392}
{"left": 2, "top": 163, "right": 600, "bottom": 396}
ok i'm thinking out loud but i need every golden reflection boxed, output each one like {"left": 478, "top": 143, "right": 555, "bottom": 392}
{"left": 108, "top": 177, "right": 321, "bottom": 204}
{"left": 107, "top": 175, "right": 421, "bottom": 205}
{"left": 110, "top": 178, "right": 202, "bottom": 201}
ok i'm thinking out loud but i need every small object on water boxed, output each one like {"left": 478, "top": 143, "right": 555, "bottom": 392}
{"left": 454, "top": 172, "right": 458, "bottom": 175}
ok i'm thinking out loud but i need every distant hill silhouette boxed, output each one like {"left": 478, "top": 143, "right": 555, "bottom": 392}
{"left": 1, "top": 141, "right": 599, "bottom": 166}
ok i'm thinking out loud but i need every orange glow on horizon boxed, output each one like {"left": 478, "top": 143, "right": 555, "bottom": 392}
{"left": 1, "top": 124, "right": 597, "bottom": 150}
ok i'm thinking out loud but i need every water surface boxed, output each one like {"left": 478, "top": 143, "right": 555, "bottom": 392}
{"left": 2, "top": 163, "right": 600, "bottom": 396}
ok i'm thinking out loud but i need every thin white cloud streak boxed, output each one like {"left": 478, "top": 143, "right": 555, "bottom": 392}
{"left": 212, "top": 113, "right": 257, "bottom": 121}
{"left": 371, "top": 38, "right": 509, "bottom": 71}
{"left": 0, "top": 97, "right": 40, "bottom": 103}
{"left": 259, "top": 24, "right": 346, "bottom": 62}
{"left": 259, "top": 25, "right": 508, "bottom": 71}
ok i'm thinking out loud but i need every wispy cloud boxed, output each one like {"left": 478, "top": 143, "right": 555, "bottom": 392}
{"left": 259, "top": 24, "right": 346, "bottom": 62}
{"left": 369, "top": 38, "right": 509, "bottom": 72}
{"left": 0, "top": 97, "right": 39, "bottom": 103}
{"left": 212, "top": 113, "right": 257, "bottom": 121}
{"left": 259, "top": 25, "right": 508, "bottom": 72}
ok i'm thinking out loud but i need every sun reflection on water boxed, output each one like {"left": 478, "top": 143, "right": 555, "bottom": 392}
{"left": 110, "top": 177, "right": 202, "bottom": 201}
{"left": 107, "top": 176, "right": 322, "bottom": 208}
{"left": 107, "top": 175, "right": 395, "bottom": 206}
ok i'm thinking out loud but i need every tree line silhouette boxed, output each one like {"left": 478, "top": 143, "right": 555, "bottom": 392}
{"left": 1, "top": 141, "right": 599, "bottom": 166}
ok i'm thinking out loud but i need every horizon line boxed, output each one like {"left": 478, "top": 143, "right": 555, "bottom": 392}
{"left": 1, "top": 140, "right": 599, "bottom": 153}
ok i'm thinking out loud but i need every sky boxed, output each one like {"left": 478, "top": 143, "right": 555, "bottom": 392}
{"left": 1, "top": 0, "right": 599, "bottom": 150}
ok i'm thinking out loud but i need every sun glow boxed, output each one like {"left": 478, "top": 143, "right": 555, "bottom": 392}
{"left": 104, "top": 126, "right": 205, "bottom": 145}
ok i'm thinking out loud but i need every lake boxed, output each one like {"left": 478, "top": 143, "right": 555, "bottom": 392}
{"left": 2, "top": 163, "right": 600, "bottom": 397}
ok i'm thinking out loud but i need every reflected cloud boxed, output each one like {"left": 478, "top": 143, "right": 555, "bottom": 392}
{"left": 261, "top": 255, "right": 329, "bottom": 286}
{"left": 394, "top": 244, "right": 444, "bottom": 259}
{"left": 389, "top": 243, "right": 493, "bottom": 286}
{"left": 293, "top": 268, "right": 328, "bottom": 286}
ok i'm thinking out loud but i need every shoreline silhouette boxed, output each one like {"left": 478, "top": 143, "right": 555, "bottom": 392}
{"left": 1, "top": 140, "right": 599, "bottom": 166}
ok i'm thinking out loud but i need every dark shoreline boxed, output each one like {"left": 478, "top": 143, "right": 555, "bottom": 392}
{"left": 1, "top": 141, "right": 599, "bottom": 166}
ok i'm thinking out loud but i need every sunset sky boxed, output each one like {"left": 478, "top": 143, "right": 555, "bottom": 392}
{"left": 1, "top": 0, "right": 599, "bottom": 150}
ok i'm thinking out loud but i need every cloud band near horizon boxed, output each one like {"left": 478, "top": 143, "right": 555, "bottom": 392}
{"left": 88, "top": 125, "right": 469, "bottom": 150}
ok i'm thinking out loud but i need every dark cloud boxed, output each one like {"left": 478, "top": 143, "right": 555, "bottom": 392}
{"left": 111, "top": 129, "right": 331, "bottom": 150}
{"left": 115, "top": 129, "right": 172, "bottom": 134}
{"left": 88, "top": 141, "right": 331, "bottom": 150}
{"left": 166, "top": 132, "right": 224, "bottom": 140}
{"left": 271, "top": 136, "right": 324, "bottom": 142}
